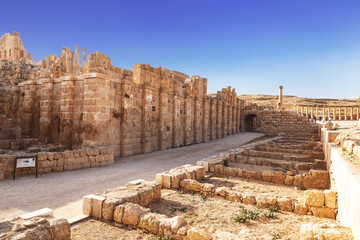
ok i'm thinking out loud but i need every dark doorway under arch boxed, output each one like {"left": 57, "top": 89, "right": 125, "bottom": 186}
{"left": 242, "top": 114, "right": 259, "bottom": 132}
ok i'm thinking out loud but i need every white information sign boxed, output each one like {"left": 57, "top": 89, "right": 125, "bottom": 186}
{"left": 16, "top": 157, "right": 36, "bottom": 168}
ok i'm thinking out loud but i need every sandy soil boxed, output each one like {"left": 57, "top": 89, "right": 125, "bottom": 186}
{"left": 202, "top": 176, "right": 305, "bottom": 201}
{"left": 0, "top": 132, "right": 264, "bottom": 222}
{"left": 71, "top": 220, "right": 158, "bottom": 240}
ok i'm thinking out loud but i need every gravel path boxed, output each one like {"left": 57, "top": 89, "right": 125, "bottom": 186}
{"left": 0, "top": 132, "right": 264, "bottom": 222}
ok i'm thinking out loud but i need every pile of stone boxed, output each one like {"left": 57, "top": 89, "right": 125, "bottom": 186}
{"left": 82, "top": 179, "right": 161, "bottom": 221}
{"left": 1, "top": 217, "right": 70, "bottom": 240}
{"left": 155, "top": 164, "right": 206, "bottom": 189}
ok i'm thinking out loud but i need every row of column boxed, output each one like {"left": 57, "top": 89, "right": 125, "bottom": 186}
{"left": 294, "top": 105, "right": 360, "bottom": 120}
{"left": 61, "top": 46, "right": 87, "bottom": 75}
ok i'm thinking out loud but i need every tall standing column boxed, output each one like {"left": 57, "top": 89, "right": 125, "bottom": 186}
{"left": 322, "top": 107, "right": 325, "bottom": 119}
{"left": 293, "top": 104, "right": 296, "bottom": 111}
{"left": 297, "top": 105, "right": 299, "bottom": 114}
{"left": 300, "top": 106, "right": 303, "bottom": 115}
{"left": 332, "top": 106, "right": 335, "bottom": 119}
{"left": 338, "top": 107, "right": 341, "bottom": 120}
{"left": 306, "top": 106, "right": 309, "bottom": 118}
{"left": 74, "top": 45, "right": 80, "bottom": 75}
{"left": 310, "top": 106, "right": 313, "bottom": 119}
{"left": 277, "top": 85, "right": 283, "bottom": 109}
{"left": 345, "top": 107, "right": 348, "bottom": 120}
{"left": 350, "top": 107, "right": 353, "bottom": 120}
{"left": 82, "top": 48, "right": 87, "bottom": 72}
{"left": 316, "top": 107, "right": 318, "bottom": 119}
{"left": 62, "top": 47, "right": 67, "bottom": 72}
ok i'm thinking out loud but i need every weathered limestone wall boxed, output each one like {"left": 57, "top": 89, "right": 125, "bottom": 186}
{"left": 322, "top": 129, "right": 360, "bottom": 240}
{"left": 1, "top": 50, "right": 243, "bottom": 158}
{"left": 0, "top": 31, "right": 32, "bottom": 63}
{"left": 0, "top": 147, "right": 114, "bottom": 178}
{"left": 259, "top": 110, "right": 319, "bottom": 136}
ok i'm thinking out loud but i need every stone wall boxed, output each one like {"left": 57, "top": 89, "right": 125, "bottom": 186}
{"left": 0, "top": 31, "right": 32, "bottom": 63}
{"left": 1, "top": 49, "right": 243, "bottom": 157}
{"left": 0, "top": 147, "right": 114, "bottom": 179}
{"left": 259, "top": 110, "right": 319, "bottom": 136}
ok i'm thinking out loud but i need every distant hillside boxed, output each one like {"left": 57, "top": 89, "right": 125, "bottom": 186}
{"left": 238, "top": 94, "right": 359, "bottom": 110}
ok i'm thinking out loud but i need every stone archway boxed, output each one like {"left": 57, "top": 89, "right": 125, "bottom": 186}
{"left": 242, "top": 113, "right": 259, "bottom": 132}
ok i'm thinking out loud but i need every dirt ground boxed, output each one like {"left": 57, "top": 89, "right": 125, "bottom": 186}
{"left": 71, "top": 175, "right": 342, "bottom": 240}
{"left": 0, "top": 132, "right": 264, "bottom": 222}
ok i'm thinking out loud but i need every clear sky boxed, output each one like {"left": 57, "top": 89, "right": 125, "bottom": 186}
{"left": 1, "top": 0, "right": 359, "bottom": 98}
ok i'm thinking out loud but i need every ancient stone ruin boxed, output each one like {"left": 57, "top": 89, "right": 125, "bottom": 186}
{"left": 0, "top": 32, "right": 359, "bottom": 240}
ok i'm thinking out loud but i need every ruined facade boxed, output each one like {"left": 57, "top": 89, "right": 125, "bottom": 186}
{"left": 0, "top": 31, "right": 32, "bottom": 63}
{"left": 0, "top": 32, "right": 245, "bottom": 158}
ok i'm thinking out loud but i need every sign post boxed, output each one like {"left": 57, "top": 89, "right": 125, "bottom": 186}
{"left": 13, "top": 156, "right": 38, "bottom": 180}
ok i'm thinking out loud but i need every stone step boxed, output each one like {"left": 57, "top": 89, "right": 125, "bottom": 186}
{"left": 20, "top": 208, "right": 53, "bottom": 220}
{"left": 68, "top": 214, "right": 89, "bottom": 225}
{"left": 239, "top": 149, "right": 313, "bottom": 162}
{"left": 235, "top": 156, "right": 314, "bottom": 171}
{"left": 210, "top": 163, "right": 330, "bottom": 189}
{"left": 254, "top": 146, "right": 325, "bottom": 159}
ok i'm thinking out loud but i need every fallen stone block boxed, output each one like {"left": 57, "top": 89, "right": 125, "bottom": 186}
{"left": 304, "top": 190, "right": 324, "bottom": 207}
{"left": 51, "top": 218, "right": 71, "bottom": 240}
{"left": 20, "top": 208, "right": 53, "bottom": 220}
{"left": 122, "top": 202, "right": 150, "bottom": 226}
{"left": 311, "top": 207, "right": 336, "bottom": 219}
{"left": 324, "top": 190, "right": 337, "bottom": 209}
{"left": 186, "top": 228, "right": 212, "bottom": 240}
{"left": 180, "top": 179, "right": 203, "bottom": 192}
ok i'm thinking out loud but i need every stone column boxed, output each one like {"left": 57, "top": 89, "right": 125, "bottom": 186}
{"left": 33, "top": 57, "right": 36, "bottom": 64}
{"left": 82, "top": 48, "right": 87, "bottom": 72}
{"left": 74, "top": 45, "right": 80, "bottom": 75}
{"left": 332, "top": 107, "right": 335, "bottom": 119}
{"left": 357, "top": 107, "right": 359, "bottom": 120}
{"left": 300, "top": 105, "right": 303, "bottom": 115}
{"left": 296, "top": 105, "right": 299, "bottom": 114}
{"left": 310, "top": 106, "right": 313, "bottom": 119}
{"left": 306, "top": 106, "right": 309, "bottom": 118}
{"left": 327, "top": 107, "right": 330, "bottom": 118}
{"left": 345, "top": 107, "right": 347, "bottom": 120}
{"left": 322, "top": 107, "right": 325, "bottom": 119}
{"left": 277, "top": 85, "right": 283, "bottom": 109}
{"left": 62, "top": 47, "right": 67, "bottom": 72}
{"left": 39, "top": 78, "right": 54, "bottom": 144}
{"left": 293, "top": 104, "right": 296, "bottom": 111}
{"left": 350, "top": 107, "right": 353, "bottom": 120}
{"left": 316, "top": 107, "right": 318, "bottom": 119}
{"left": 338, "top": 107, "right": 341, "bottom": 120}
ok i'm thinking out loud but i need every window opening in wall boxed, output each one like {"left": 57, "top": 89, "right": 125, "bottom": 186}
{"left": 180, "top": 110, "right": 183, "bottom": 114}
{"left": 152, "top": 106, "right": 156, "bottom": 111}
{"left": 167, "top": 127, "right": 170, "bottom": 131}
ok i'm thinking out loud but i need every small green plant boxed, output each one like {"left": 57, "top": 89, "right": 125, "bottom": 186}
{"left": 157, "top": 237, "right": 172, "bottom": 240}
{"left": 349, "top": 151, "right": 354, "bottom": 156}
{"left": 190, "top": 191, "right": 195, "bottom": 195}
{"left": 263, "top": 210, "right": 277, "bottom": 219}
{"left": 234, "top": 213, "right": 248, "bottom": 223}
{"left": 342, "top": 147, "right": 346, "bottom": 152}
{"left": 224, "top": 159, "right": 228, "bottom": 167}
{"left": 200, "top": 194, "right": 207, "bottom": 201}
{"left": 272, "top": 232, "right": 281, "bottom": 239}
{"left": 300, "top": 186, "right": 307, "bottom": 190}
{"left": 268, "top": 206, "right": 278, "bottom": 212}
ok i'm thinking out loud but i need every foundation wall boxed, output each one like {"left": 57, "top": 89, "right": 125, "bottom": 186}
{"left": 0, "top": 147, "right": 114, "bottom": 178}
{"left": 322, "top": 129, "right": 360, "bottom": 239}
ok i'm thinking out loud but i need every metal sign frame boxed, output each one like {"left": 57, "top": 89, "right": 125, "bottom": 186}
{"left": 13, "top": 155, "right": 38, "bottom": 180}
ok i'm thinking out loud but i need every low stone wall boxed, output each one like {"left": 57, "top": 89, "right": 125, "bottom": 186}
{"left": 0, "top": 146, "right": 114, "bottom": 180}
{"left": 322, "top": 131, "right": 360, "bottom": 239}
{"left": 178, "top": 178, "right": 337, "bottom": 219}
{"left": 1, "top": 217, "right": 70, "bottom": 240}
{"left": 0, "top": 138, "right": 38, "bottom": 151}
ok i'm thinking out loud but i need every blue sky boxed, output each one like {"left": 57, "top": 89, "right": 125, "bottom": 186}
{"left": 1, "top": 0, "right": 359, "bottom": 98}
